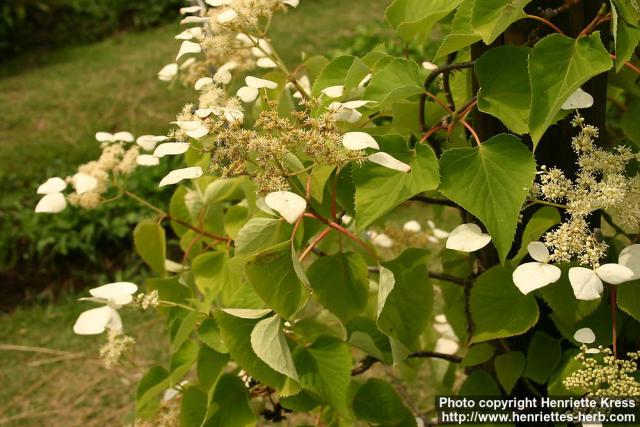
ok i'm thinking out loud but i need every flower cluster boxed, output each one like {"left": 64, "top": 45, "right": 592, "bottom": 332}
{"left": 100, "top": 329, "right": 135, "bottom": 369}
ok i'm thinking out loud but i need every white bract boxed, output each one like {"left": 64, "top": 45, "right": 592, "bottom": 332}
{"left": 513, "top": 242, "right": 562, "bottom": 295}
{"left": 265, "top": 191, "right": 307, "bottom": 224}
{"left": 136, "top": 155, "right": 160, "bottom": 167}
{"left": 194, "top": 77, "right": 214, "bottom": 90}
{"left": 175, "top": 27, "right": 203, "bottom": 40}
{"left": 153, "top": 142, "right": 190, "bottom": 158}
{"left": 176, "top": 41, "right": 202, "bottom": 60}
{"left": 561, "top": 88, "right": 594, "bottom": 110}
{"left": 569, "top": 263, "right": 634, "bottom": 300}
{"left": 328, "top": 102, "right": 363, "bottom": 123}
{"left": 158, "top": 63, "right": 178, "bottom": 81}
{"left": 218, "top": 8, "right": 238, "bottom": 24}
{"left": 213, "top": 62, "right": 237, "bottom": 85}
{"left": 179, "top": 5, "right": 202, "bottom": 14}
{"left": 35, "top": 193, "right": 67, "bottom": 214}
{"left": 37, "top": 177, "right": 66, "bottom": 194}
{"left": 95, "top": 131, "right": 134, "bottom": 143}
{"left": 618, "top": 244, "right": 640, "bottom": 280}
{"left": 342, "top": 132, "right": 379, "bottom": 150}
{"left": 446, "top": 223, "right": 491, "bottom": 252}
{"left": 136, "top": 135, "right": 167, "bottom": 151}
{"left": 237, "top": 76, "right": 278, "bottom": 103}
{"left": 257, "top": 57, "right": 277, "bottom": 68}
{"left": 573, "top": 327, "right": 596, "bottom": 344}
{"left": 403, "top": 220, "right": 422, "bottom": 232}
{"left": 73, "top": 282, "right": 137, "bottom": 335}
{"left": 237, "top": 86, "right": 260, "bottom": 103}
{"left": 427, "top": 220, "right": 450, "bottom": 240}
{"left": 369, "top": 232, "right": 393, "bottom": 248}
{"left": 159, "top": 167, "right": 203, "bottom": 187}
{"left": 283, "top": 0, "right": 299, "bottom": 6}
{"left": 367, "top": 152, "right": 411, "bottom": 173}
{"left": 173, "top": 120, "right": 209, "bottom": 139}
{"left": 72, "top": 173, "right": 98, "bottom": 195}
{"left": 291, "top": 75, "right": 311, "bottom": 100}
{"left": 320, "top": 85, "right": 344, "bottom": 98}
{"left": 206, "top": 0, "right": 232, "bottom": 6}
{"left": 422, "top": 61, "right": 438, "bottom": 71}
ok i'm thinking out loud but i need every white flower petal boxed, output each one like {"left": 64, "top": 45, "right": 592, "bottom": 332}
{"left": 186, "top": 125, "right": 209, "bottom": 139}
{"left": 95, "top": 131, "right": 114, "bottom": 142}
{"left": 342, "top": 132, "right": 379, "bottom": 151}
{"left": 206, "top": 0, "right": 233, "bottom": 6}
{"left": 435, "top": 337, "right": 459, "bottom": 354}
{"left": 428, "top": 221, "right": 450, "bottom": 240}
{"left": 235, "top": 33, "right": 253, "bottom": 47}
{"left": 367, "top": 152, "right": 411, "bottom": 173}
{"left": 136, "top": 155, "right": 160, "bottom": 167}
{"left": 173, "top": 120, "right": 202, "bottom": 131}
{"left": 153, "top": 142, "right": 190, "bottom": 158}
{"left": 513, "top": 262, "right": 561, "bottom": 295}
{"left": 265, "top": 191, "right": 307, "bottom": 224}
{"left": 446, "top": 223, "right": 492, "bottom": 252}
{"left": 180, "top": 5, "right": 202, "bottom": 14}
{"left": 283, "top": 0, "right": 299, "bottom": 7}
{"left": 73, "top": 306, "right": 119, "bottom": 335}
{"left": 176, "top": 41, "right": 201, "bottom": 61}
{"left": 175, "top": 28, "right": 203, "bottom": 40}
{"left": 159, "top": 167, "right": 203, "bottom": 187}
{"left": 595, "top": 263, "right": 635, "bottom": 285}
{"left": 195, "top": 108, "right": 213, "bottom": 118}
{"left": 113, "top": 131, "right": 134, "bottom": 142}
{"left": 422, "top": 61, "right": 438, "bottom": 71}
{"left": 321, "top": 85, "right": 344, "bottom": 98}
{"left": 213, "top": 69, "right": 232, "bottom": 85}
{"left": 619, "top": 244, "right": 640, "bottom": 280}
{"left": 245, "top": 76, "right": 278, "bottom": 89}
{"left": 403, "top": 220, "right": 422, "bottom": 232}
{"left": 358, "top": 73, "right": 372, "bottom": 88}
{"left": 257, "top": 57, "right": 277, "bottom": 68}
{"left": 35, "top": 193, "right": 67, "bottom": 213}
{"left": 561, "top": 88, "right": 594, "bottom": 110}
{"left": 158, "top": 63, "right": 178, "bottom": 81}
{"left": 37, "top": 177, "right": 66, "bottom": 194}
{"left": 217, "top": 8, "right": 238, "bottom": 23}
{"left": 72, "top": 173, "right": 98, "bottom": 195}
{"left": 527, "top": 241, "right": 550, "bottom": 263}
{"left": 90, "top": 282, "right": 138, "bottom": 300}
{"left": 237, "top": 86, "right": 259, "bottom": 103}
{"left": 341, "top": 100, "right": 372, "bottom": 109}
{"left": 194, "top": 77, "right": 214, "bottom": 90}
{"left": 371, "top": 233, "right": 393, "bottom": 248}
{"left": 136, "top": 135, "right": 167, "bottom": 151}
{"left": 221, "top": 308, "right": 272, "bottom": 319}
{"left": 180, "top": 16, "right": 210, "bottom": 24}
{"left": 165, "top": 259, "right": 184, "bottom": 273}
{"left": 222, "top": 108, "right": 244, "bottom": 123}
{"left": 573, "top": 327, "right": 596, "bottom": 344}
{"left": 569, "top": 267, "right": 604, "bottom": 300}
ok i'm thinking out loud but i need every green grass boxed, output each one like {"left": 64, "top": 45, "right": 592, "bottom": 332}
{"left": 0, "top": 1, "right": 391, "bottom": 425}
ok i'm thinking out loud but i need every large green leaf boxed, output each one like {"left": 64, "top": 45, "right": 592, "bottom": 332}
{"left": 306, "top": 252, "right": 369, "bottom": 324}
{"left": 386, "top": 0, "right": 463, "bottom": 41}
{"left": 354, "top": 136, "right": 439, "bottom": 229}
{"left": 617, "top": 279, "right": 640, "bottom": 321}
{"left": 495, "top": 351, "right": 525, "bottom": 394}
{"left": 136, "top": 366, "right": 169, "bottom": 418}
{"left": 197, "top": 345, "right": 229, "bottom": 392}
{"left": 245, "top": 249, "right": 307, "bottom": 319}
{"left": 215, "top": 311, "right": 286, "bottom": 389}
{"left": 612, "top": 0, "right": 640, "bottom": 71}
{"left": 475, "top": 45, "right": 531, "bottom": 134}
{"left": 352, "top": 379, "right": 416, "bottom": 426}
{"left": 470, "top": 265, "right": 539, "bottom": 343}
{"left": 439, "top": 134, "right": 536, "bottom": 262}
{"left": 461, "top": 343, "right": 495, "bottom": 367}
{"left": 181, "top": 387, "right": 207, "bottom": 427}
{"left": 459, "top": 370, "right": 501, "bottom": 395}
{"left": 133, "top": 220, "right": 166, "bottom": 276}
{"left": 205, "top": 374, "right": 256, "bottom": 427}
{"left": 621, "top": 99, "right": 640, "bottom": 146}
{"left": 364, "top": 59, "right": 426, "bottom": 107}
{"left": 293, "top": 335, "right": 352, "bottom": 415}
{"left": 233, "top": 218, "right": 292, "bottom": 263}
{"left": 377, "top": 249, "right": 433, "bottom": 349}
{"left": 523, "top": 331, "right": 562, "bottom": 384}
{"left": 311, "top": 56, "right": 355, "bottom": 96}
{"left": 528, "top": 33, "right": 612, "bottom": 144}
{"left": 250, "top": 315, "right": 299, "bottom": 381}
{"left": 435, "top": 0, "right": 481, "bottom": 59}
{"left": 471, "top": 0, "right": 532, "bottom": 44}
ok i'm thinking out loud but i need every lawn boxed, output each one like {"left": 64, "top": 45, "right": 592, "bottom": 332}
{"left": 0, "top": 0, "right": 391, "bottom": 425}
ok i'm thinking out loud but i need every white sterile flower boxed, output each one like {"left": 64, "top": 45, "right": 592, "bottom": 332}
{"left": 35, "top": 193, "right": 67, "bottom": 214}
{"left": 513, "top": 242, "right": 562, "bottom": 295}
{"left": 165, "top": 259, "right": 184, "bottom": 273}
{"left": 220, "top": 107, "right": 244, "bottom": 123}
{"left": 180, "top": 5, "right": 202, "bottom": 14}
{"left": 251, "top": 39, "right": 272, "bottom": 57}
{"left": 163, "top": 380, "right": 189, "bottom": 401}
{"left": 136, "top": 154, "right": 160, "bottom": 167}
{"left": 113, "top": 131, "right": 134, "bottom": 142}
{"left": 435, "top": 337, "right": 459, "bottom": 354}
{"left": 194, "top": 77, "right": 214, "bottom": 90}
{"left": 265, "top": 191, "right": 307, "bottom": 224}
{"left": 427, "top": 220, "right": 450, "bottom": 240}
{"left": 283, "top": 0, "right": 299, "bottom": 7}
{"left": 367, "top": 152, "right": 411, "bottom": 173}
{"left": 206, "top": 0, "right": 232, "bottom": 6}
{"left": 342, "top": 132, "right": 379, "bottom": 150}
{"left": 341, "top": 214, "right": 352, "bottom": 225}
{"left": 95, "top": 131, "right": 115, "bottom": 142}
{"left": 433, "top": 314, "right": 456, "bottom": 339}
{"left": 173, "top": 120, "right": 209, "bottom": 139}
{"left": 73, "top": 282, "right": 137, "bottom": 335}
{"left": 328, "top": 102, "right": 362, "bottom": 123}
{"left": 217, "top": 8, "right": 238, "bottom": 24}
{"left": 195, "top": 108, "right": 213, "bottom": 118}
{"left": 618, "top": 244, "right": 640, "bottom": 280}
{"left": 175, "top": 27, "right": 203, "bottom": 40}
{"left": 180, "top": 16, "right": 210, "bottom": 24}
{"left": 358, "top": 73, "right": 372, "bottom": 88}
{"left": 213, "top": 62, "right": 237, "bottom": 85}
{"left": 367, "top": 231, "right": 393, "bottom": 248}
{"left": 321, "top": 85, "right": 344, "bottom": 98}
{"left": 237, "top": 86, "right": 259, "bottom": 103}
{"left": 561, "top": 88, "right": 594, "bottom": 110}
{"left": 72, "top": 173, "right": 98, "bottom": 194}
{"left": 446, "top": 223, "right": 491, "bottom": 252}
{"left": 37, "top": 177, "right": 66, "bottom": 194}
{"left": 136, "top": 135, "right": 167, "bottom": 151}
{"left": 291, "top": 75, "right": 311, "bottom": 99}
{"left": 403, "top": 220, "right": 422, "bottom": 232}
{"left": 153, "top": 142, "right": 190, "bottom": 157}
{"left": 569, "top": 263, "right": 635, "bottom": 300}
{"left": 573, "top": 327, "right": 596, "bottom": 344}
{"left": 246, "top": 76, "right": 278, "bottom": 89}
{"left": 257, "top": 57, "right": 277, "bottom": 68}
{"left": 159, "top": 167, "right": 203, "bottom": 187}
{"left": 235, "top": 33, "right": 253, "bottom": 47}
{"left": 422, "top": 61, "right": 438, "bottom": 71}
{"left": 176, "top": 41, "right": 201, "bottom": 61}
